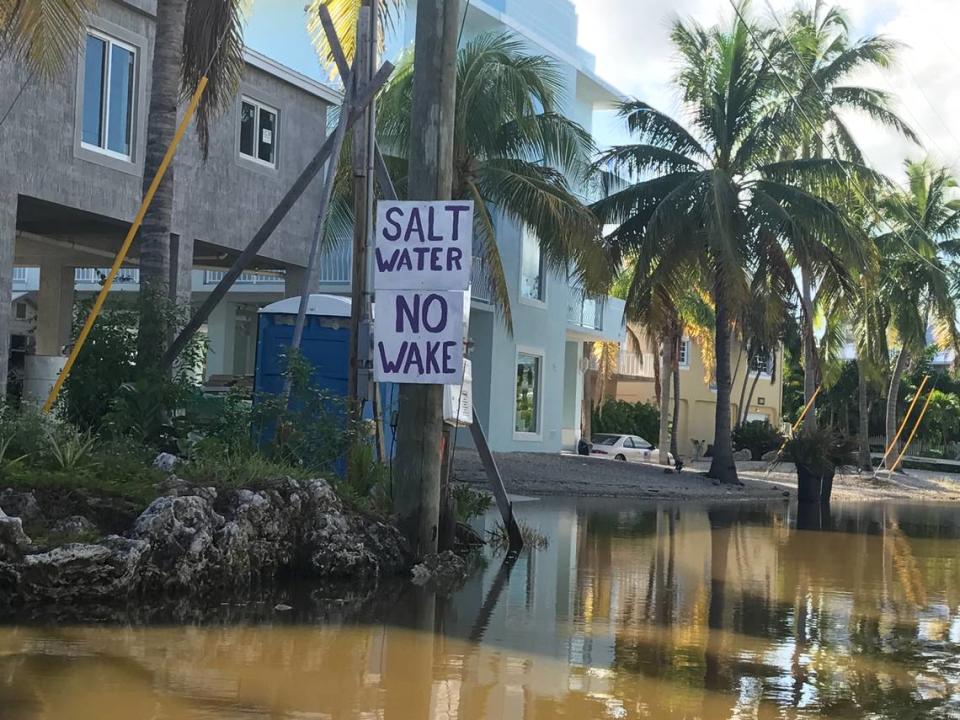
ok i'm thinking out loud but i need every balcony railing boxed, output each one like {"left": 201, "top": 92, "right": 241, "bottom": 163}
{"left": 318, "top": 244, "right": 352, "bottom": 285}
{"left": 567, "top": 288, "right": 604, "bottom": 330}
{"left": 617, "top": 349, "right": 647, "bottom": 377}
{"left": 203, "top": 270, "right": 282, "bottom": 285}
{"left": 470, "top": 255, "right": 491, "bottom": 303}
{"left": 75, "top": 267, "right": 140, "bottom": 284}
{"left": 12, "top": 267, "right": 27, "bottom": 285}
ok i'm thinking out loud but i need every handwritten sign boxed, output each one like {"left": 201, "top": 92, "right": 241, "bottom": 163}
{"left": 374, "top": 290, "right": 464, "bottom": 383}
{"left": 374, "top": 200, "right": 473, "bottom": 385}
{"left": 374, "top": 200, "right": 473, "bottom": 291}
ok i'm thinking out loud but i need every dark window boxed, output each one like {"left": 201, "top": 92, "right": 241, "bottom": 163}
{"left": 239, "top": 97, "right": 278, "bottom": 166}
{"left": 15, "top": 303, "right": 26, "bottom": 320}
{"left": 81, "top": 35, "right": 106, "bottom": 147}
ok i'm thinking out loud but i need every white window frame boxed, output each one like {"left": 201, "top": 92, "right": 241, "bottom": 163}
{"left": 239, "top": 95, "right": 279, "bottom": 168}
{"left": 678, "top": 338, "right": 691, "bottom": 369}
{"left": 749, "top": 351, "right": 774, "bottom": 377}
{"left": 80, "top": 29, "right": 137, "bottom": 161}
{"left": 519, "top": 226, "right": 546, "bottom": 307}
{"left": 513, "top": 345, "right": 545, "bottom": 441}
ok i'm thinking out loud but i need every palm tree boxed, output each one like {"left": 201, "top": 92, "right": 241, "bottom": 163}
{"left": 778, "top": 2, "right": 917, "bottom": 429}
{"left": 375, "top": 33, "right": 610, "bottom": 331}
{"left": 0, "top": 0, "right": 94, "bottom": 80}
{"left": 137, "top": 0, "right": 246, "bottom": 370}
{"left": 878, "top": 159, "right": 960, "bottom": 469}
{"left": 592, "top": 7, "right": 871, "bottom": 483}
{"left": 307, "top": 0, "right": 401, "bottom": 77}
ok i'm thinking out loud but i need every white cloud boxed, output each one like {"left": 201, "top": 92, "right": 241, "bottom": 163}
{"left": 572, "top": 0, "right": 960, "bottom": 183}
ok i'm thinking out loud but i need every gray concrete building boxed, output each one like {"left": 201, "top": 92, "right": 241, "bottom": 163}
{"left": 0, "top": 0, "right": 339, "bottom": 391}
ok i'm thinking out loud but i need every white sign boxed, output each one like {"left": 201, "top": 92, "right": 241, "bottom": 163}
{"left": 374, "top": 290, "right": 464, "bottom": 384}
{"left": 443, "top": 359, "right": 473, "bottom": 426}
{"left": 374, "top": 200, "right": 473, "bottom": 291}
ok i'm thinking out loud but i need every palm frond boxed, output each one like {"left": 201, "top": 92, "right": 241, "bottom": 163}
{"left": 182, "top": 0, "right": 249, "bottom": 157}
{"left": 0, "top": 0, "right": 94, "bottom": 79}
{"left": 306, "top": 0, "right": 401, "bottom": 80}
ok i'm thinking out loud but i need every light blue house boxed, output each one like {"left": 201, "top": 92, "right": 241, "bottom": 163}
{"left": 312, "top": 0, "right": 626, "bottom": 453}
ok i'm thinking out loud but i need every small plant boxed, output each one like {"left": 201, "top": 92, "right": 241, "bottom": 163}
{"left": 488, "top": 521, "right": 548, "bottom": 551}
{"left": 733, "top": 420, "right": 785, "bottom": 460}
{"left": 780, "top": 427, "right": 857, "bottom": 503}
{"left": 451, "top": 483, "right": 492, "bottom": 523}
{"left": 0, "top": 435, "right": 28, "bottom": 474}
{"left": 44, "top": 427, "right": 99, "bottom": 472}
{"left": 336, "top": 442, "right": 392, "bottom": 515}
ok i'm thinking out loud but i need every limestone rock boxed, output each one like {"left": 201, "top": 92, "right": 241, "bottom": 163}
{"left": 131, "top": 494, "right": 226, "bottom": 593}
{"left": 49, "top": 515, "right": 99, "bottom": 541}
{"left": 153, "top": 452, "right": 179, "bottom": 472}
{"left": 733, "top": 449, "right": 753, "bottom": 462}
{"left": 0, "top": 508, "right": 30, "bottom": 561}
{"left": 0, "top": 489, "right": 41, "bottom": 524}
{"left": 17, "top": 537, "right": 148, "bottom": 603}
{"left": 411, "top": 551, "right": 469, "bottom": 590}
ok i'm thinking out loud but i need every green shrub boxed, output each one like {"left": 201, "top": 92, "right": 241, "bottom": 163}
{"left": 732, "top": 420, "right": 785, "bottom": 460}
{"left": 335, "top": 442, "right": 391, "bottom": 515}
{"left": 782, "top": 427, "right": 857, "bottom": 476}
{"left": 592, "top": 400, "right": 659, "bottom": 443}
{"left": 451, "top": 483, "right": 492, "bottom": 522}
{"left": 179, "top": 438, "right": 308, "bottom": 488}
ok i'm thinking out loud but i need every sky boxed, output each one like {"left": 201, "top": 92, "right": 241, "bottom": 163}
{"left": 245, "top": 0, "right": 960, "bottom": 183}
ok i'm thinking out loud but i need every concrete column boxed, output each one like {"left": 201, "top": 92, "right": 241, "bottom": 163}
{"left": 283, "top": 262, "right": 319, "bottom": 298}
{"left": 0, "top": 194, "right": 16, "bottom": 396}
{"left": 168, "top": 233, "right": 194, "bottom": 310}
{"left": 36, "top": 262, "right": 74, "bottom": 356}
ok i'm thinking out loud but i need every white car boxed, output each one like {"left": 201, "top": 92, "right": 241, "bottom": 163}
{"left": 590, "top": 433, "right": 674, "bottom": 464}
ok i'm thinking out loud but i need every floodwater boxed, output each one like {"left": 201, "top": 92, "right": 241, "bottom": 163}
{"left": 3, "top": 499, "right": 960, "bottom": 719}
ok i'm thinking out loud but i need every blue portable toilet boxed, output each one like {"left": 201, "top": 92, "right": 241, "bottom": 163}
{"left": 254, "top": 294, "right": 396, "bottom": 467}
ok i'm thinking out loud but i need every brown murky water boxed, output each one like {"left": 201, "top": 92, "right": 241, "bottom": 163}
{"left": 2, "top": 499, "right": 960, "bottom": 719}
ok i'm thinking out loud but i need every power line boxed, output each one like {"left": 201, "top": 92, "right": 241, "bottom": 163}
{"left": 726, "top": 0, "right": 948, "bottom": 278}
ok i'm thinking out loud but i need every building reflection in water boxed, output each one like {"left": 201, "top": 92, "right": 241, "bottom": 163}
{"left": 1, "top": 500, "right": 959, "bottom": 718}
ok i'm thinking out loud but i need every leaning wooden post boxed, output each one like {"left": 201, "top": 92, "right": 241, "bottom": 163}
{"left": 875, "top": 374, "right": 929, "bottom": 477}
{"left": 889, "top": 385, "right": 936, "bottom": 474}
{"left": 392, "top": 0, "right": 462, "bottom": 557}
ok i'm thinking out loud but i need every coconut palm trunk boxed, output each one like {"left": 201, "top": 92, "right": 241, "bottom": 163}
{"left": 658, "top": 335, "right": 674, "bottom": 465}
{"left": 799, "top": 265, "right": 819, "bottom": 432}
{"left": 137, "top": 0, "right": 188, "bottom": 370}
{"left": 857, "top": 357, "right": 872, "bottom": 470}
{"left": 671, "top": 334, "right": 680, "bottom": 458}
{"left": 884, "top": 347, "right": 910, "bottom": 471}
{"left": 708, "top": 282, "right": 738, "bottom": 484}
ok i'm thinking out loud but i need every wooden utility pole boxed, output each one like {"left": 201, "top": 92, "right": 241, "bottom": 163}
{"left": 347, "top": 1, "right": 377, "bottom": 414}
{"left": 393, "top": 0, "right": 461, "bottom": 557}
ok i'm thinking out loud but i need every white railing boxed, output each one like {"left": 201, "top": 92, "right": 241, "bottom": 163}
{"left": 75, "top": 267, "right": 140, "bottom": 284}
{"left": 568, "top": 288, "right": 604, "bottom": 330}
{"left": 318, "top": 244, "right": 352, "bottom": 285}
{"left": 12, "top": 267, "right": 27, "bottom": 285}
{"left": 617, "top": 349, "right": 648, "bottom": 377}
{"left": 471, "top": 255, "right": 491, "bottom": 303}
{"left": 203, "top": 270, "right": 282, "bottom": 285}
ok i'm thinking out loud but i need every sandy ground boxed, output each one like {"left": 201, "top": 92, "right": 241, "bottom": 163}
{"left": 451, "top": 449, "right": 960, "bottom": 503}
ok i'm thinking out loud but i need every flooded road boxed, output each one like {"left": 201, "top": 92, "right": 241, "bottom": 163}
{"left": 3, "top": 498, "right": 960, "bottom": 718}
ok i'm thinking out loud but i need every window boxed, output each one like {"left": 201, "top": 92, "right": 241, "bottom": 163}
{"left": 514, "top": 352, "right": 542, "bottom": 435}
{"left": 240, "top": 97, "right": 278, "bottom": 166}
{"left": 678, "top": 339, "right": 691, "bottom": 368}
{"left": 15, "top": 303, "right": 26, "bottom": 320}
{"left": 750, "top": 352, "right": 773, "bottom": 375}
{"left": 634, "top": 436, "right": 652, "bottom": 449}
{"left": 623, "top": 437, "right": 635, "bottom": 449}
{"left": 520, "top": 227, "right": 545, "bottom": 302}
{"left": 82, "top": 31, "right": 136, "bottom": 158}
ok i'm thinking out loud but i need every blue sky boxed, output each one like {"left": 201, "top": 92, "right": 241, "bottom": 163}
{"left": 245, "top": 0, "right": 960, "bottom": 181}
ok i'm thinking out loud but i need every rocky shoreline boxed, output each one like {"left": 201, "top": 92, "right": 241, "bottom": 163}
{"left": 0, "top": 476, "right": 414, "bottom": 608}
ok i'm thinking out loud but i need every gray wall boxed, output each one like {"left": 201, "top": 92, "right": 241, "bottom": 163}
{"left": 0, "top": 0, "right": 332, "bottom": 267}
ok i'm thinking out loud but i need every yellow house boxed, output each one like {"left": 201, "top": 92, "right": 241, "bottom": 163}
{"left": 609, "top": 324, "right": 785, "bottom": 458}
